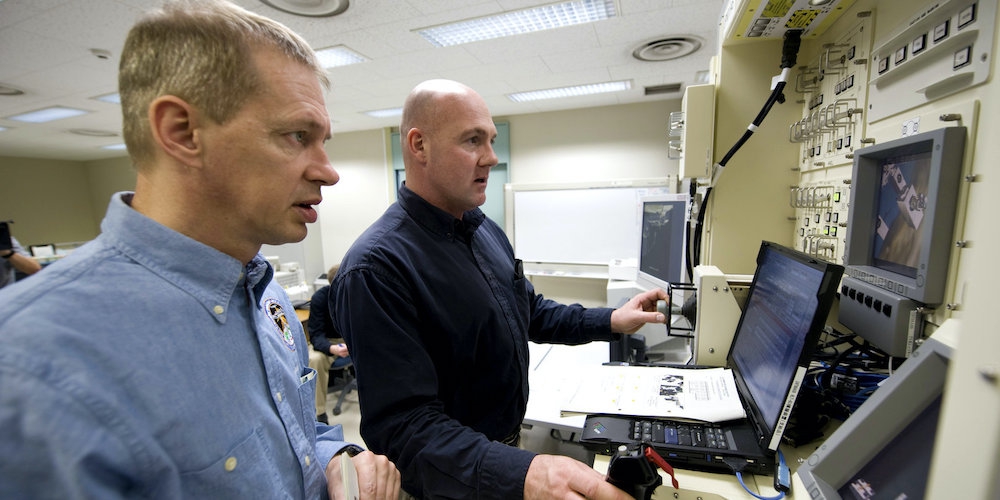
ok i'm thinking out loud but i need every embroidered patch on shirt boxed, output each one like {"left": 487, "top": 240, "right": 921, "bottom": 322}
{"left": 265, "top": 299, "right": 296, "bottom": 351}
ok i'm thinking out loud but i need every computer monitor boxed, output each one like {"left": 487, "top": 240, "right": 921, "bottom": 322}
{"left": 0, "top": 221, "right": 11, "bottom": 253}
{"left": 842, "top": 127, "right": 965, "bottom": 303}
{"left": 839, "top": 127, "right": 965, "bottom": 356}
{"left": 796, "top": 328, "right": 955, "bottom": 499}
{"left": 610, "top": 194, "right": 689, "bottom": 363}
{"left": 635, "top": 194, "right": 689, "bottom": 291}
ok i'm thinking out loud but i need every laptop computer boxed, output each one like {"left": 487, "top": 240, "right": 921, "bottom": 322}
{"left": 580, "top": 241, "right": 844, "bottom": 475}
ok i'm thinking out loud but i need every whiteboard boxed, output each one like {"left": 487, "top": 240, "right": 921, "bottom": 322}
{"left": 509, "top": 180, "right": 673, "bottom": 265}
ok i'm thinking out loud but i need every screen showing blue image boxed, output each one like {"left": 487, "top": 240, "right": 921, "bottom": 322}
{"left": 872, "top": 151, "right": 931, "bottom": 279}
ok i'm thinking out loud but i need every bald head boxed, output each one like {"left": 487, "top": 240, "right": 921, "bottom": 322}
{"left": 400, "top": 79, "right": 482, "bottom": 139}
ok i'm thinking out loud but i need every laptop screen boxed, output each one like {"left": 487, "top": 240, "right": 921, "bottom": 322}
{"left": 728, "top": 242, "right": 843, "bottom": 448}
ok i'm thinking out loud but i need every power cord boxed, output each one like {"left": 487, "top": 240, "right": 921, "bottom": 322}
{"left": 690, "top": 29, "right": 803, "bottom": 268}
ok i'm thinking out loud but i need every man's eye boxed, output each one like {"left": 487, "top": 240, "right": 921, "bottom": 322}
{"left": 292, "top": 131, "right": 307, "bottom": 144}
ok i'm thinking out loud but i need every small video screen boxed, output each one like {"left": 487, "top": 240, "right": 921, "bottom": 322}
{"left": 872, "top": 151, "right": 931, "bottom": 278}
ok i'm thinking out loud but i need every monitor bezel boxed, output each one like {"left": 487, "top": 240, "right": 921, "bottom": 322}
{"left": 634, "top": 193, "right": 690, "bottom": 292}
{"left": 795, "top": 332, "right": 954, "bottom": 499}
{"left": 842, "top": 127, "right": 966, "bottom": 305}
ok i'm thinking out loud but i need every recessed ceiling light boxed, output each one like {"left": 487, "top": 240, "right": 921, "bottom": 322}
{"left": 93, "top": 92, "right": 121, "bottom": 104}
{"left": 416, "top": 0, "right": 617, "bottom": 47}
{"left": 363, "top": 107, "right": 403, "bottom": 118}
{"left": 7, "top": 106, "right": 89, "bottom": 123}
{"left": 507, "top": 80, "right": 632, "bottom": 102}
{"left": 315, "top": 45, "right": 369, "bottom": 68}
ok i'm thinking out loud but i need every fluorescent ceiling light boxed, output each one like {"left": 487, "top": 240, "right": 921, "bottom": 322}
{"left": 7, "top": 106, "right": 89, "bottom": 123}
{"left": 93, "top": 92, "right": 121, "bottom": 104}
{"left": 0, "top": 126, "right": 8, "bottom": 132}
{"left": 315, "top": 45, "right": 369, "bottom": 68}
{"left": 363, "top": 107, "right": 403, "bottom": 118}
{"left": 102, "top": 143, "right": 128, "bottom": 151}
{"left": 507, "top": 80, "right": 632, "bottom": 102}
{"left": 416, "top": 0, "right": 617, "bottom": 47}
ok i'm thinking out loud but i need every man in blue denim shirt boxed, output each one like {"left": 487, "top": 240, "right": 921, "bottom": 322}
{"left": 0, "top": 1, "right": 398, "bottom": 498}
{"left": 332, "top": 80, "right": 668, "bottom": 499}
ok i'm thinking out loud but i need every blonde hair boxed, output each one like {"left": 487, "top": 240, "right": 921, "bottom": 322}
{"left": 327, "top": 264, "right": 340, "bottom": 284}
{"left": 119, "top": 0, "right": 329, "bottom": 168}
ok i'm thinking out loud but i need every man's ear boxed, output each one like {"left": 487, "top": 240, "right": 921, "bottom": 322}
{"left": 149, "top": 95, "right": 203, "bottom": 167}
{"left": 405, "top": 127, "right": 427, "bottom": 163}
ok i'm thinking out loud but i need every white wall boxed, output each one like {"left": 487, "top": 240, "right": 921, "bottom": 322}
{"left": 313, "top": 100, "right": 681, "bottom": 264}
{"left": 316, "top": 128, "right": 394, "bottom": 273}
{"left": 504, "top": 101, "right": 679, "bottom": 185}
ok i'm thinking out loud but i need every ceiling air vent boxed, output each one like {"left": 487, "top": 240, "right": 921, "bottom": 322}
{"left": 644, "top": 83, "right": 682, "bottom": 96}
{"left": 632, "top": 36, "right": 703, "bottom": 62}
{"left": 259, "top": 0, "right": 348, "bottom": 17}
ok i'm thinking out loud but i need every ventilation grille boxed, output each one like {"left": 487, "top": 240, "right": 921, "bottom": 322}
{"left": 632, "top": 36, "right": 703, "bottom": 62}
{"left": 644, "top": 83, "right": 682, "bottom": 95}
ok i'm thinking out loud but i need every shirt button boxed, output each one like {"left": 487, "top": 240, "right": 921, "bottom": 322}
{"left": 304, "top": 455, "right": 312, "bottom": 467}
{"left": 224, "top": 456, "right": 237, "bottom": 472}
{"left": 213, "top": 305, "right": 224, "bottom": 314}
{"left": 276, "top": 392, "right": 283, "bottom": 402}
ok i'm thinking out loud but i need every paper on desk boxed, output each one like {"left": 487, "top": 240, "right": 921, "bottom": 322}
{"left": 559, "top": 365, "right": 746, "bottom": 423}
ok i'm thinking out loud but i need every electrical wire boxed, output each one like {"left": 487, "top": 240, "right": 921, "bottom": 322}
{"left": 689, "top": 30, "right": 803, "bottom": 268}
{"left": 735, "top": 472, "right": 786, "bottom": 500}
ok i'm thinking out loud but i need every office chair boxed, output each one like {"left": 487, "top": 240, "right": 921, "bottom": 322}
{"left": 329, "top": 355, "right": 356, "bottom": 416}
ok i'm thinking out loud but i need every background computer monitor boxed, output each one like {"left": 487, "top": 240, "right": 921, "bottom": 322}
{"left": 610, "top": 194, "right": 689, "bottom": 364}
{"left": 0, "top": 221, "right": 12, "bottom": 253}
{"left": 635, "top": 194, "right": 689, "bottom": 291}
{"left": 796, "top": 329, "right": 955, "bottom": 499}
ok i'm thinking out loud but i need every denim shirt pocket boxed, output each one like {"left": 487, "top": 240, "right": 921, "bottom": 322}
{"left": 179, "top": 426, "right": 290, "bottom": 499}
{"left": 297, "top": 366, "right": 319, "bottom": 442}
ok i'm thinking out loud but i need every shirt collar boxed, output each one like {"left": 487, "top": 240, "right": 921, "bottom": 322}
{"left": 100, "top": 192, "right": 261, "bottom": 322}
{"left": 397, "top": 184, "right": 485, "bottom": 241}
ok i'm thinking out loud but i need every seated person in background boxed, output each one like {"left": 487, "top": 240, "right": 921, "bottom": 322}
{"left": 0, "top": 232, "right": 42, "bottom": 289}
{"left": 308, "top": 264, "right": 352, "bottom": 423}
{"left": 331, "top": 79, "right": 668, "bottom": 500}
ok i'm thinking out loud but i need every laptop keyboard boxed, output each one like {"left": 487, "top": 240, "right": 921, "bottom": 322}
{"left": 630, "top": 419, "right": 730, "bottom": 449}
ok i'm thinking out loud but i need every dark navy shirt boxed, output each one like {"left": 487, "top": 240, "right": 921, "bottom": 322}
{"left": 332, "top": 185, "right": 616, "bottom": 499}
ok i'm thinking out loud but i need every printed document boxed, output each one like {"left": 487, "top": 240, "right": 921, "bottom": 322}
{"left": 560, "top": 365, "right": 746, "bottom": 423}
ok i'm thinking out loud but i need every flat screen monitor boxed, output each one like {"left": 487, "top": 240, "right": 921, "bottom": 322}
{"left": 842, "top": 127, "right": 965, "bottom": 305}
{"left": 0, "top": 221, "right": 11, "bottom": 252}
{"left": 635, "top": 194, "right": 689, "bottom": 291}
{"left": 796, "top": 330, "right": 955, "bottom": 499}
